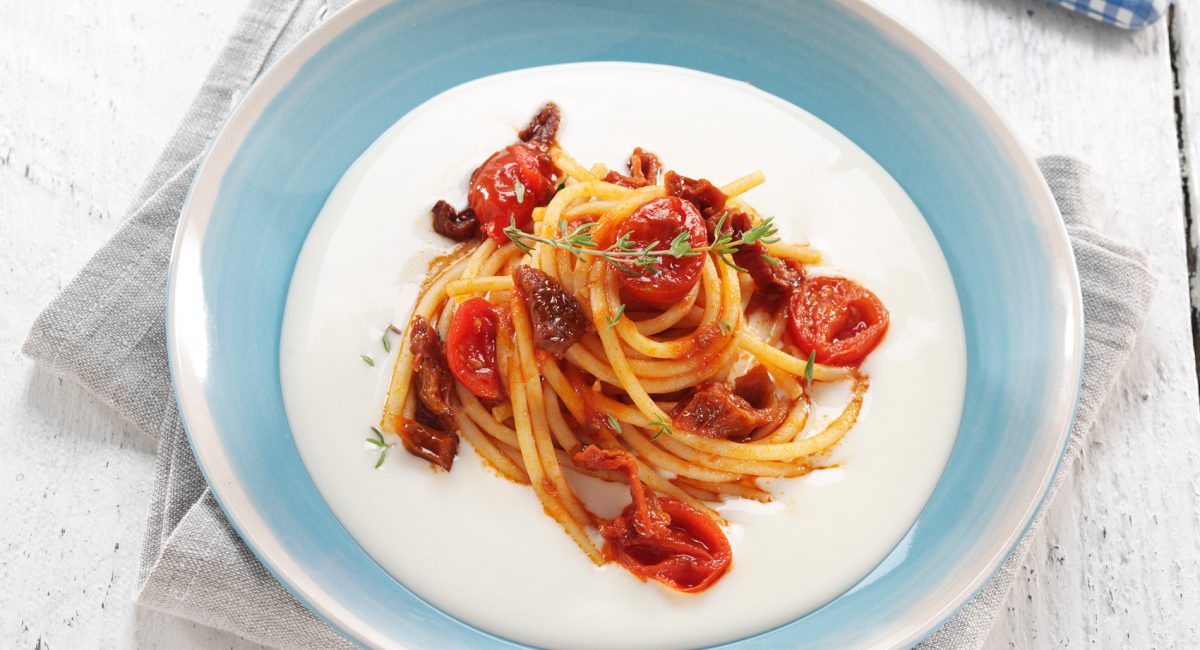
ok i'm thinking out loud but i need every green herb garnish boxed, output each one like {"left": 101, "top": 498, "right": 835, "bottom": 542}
{"left": 606, "top": 304, "right": 626, "bottom": 330}
{"left": 606, "top": 414, "right": 622, "bottom": 433}
{"left": 648, "top": 415, "right": 674, "bottom": 441}
{"left": 367, "top": 426, "right": 393, "bottom": 469}
{"left": 706, "top": 212, "right": 780, "bottom": 273}
{"left": 804, "top": 350, "right": 816, "bottom": 388}
{"left": 513, "top": 178, "right": 526, "bottom": 204}
{"left": 360, "top": 354, "right": 375, "bottom": 367}
{"left": 719, "top": 319, "right": 733, "bottom": 335}
{"left": 380, "top": 330, "right": 392, "bottom": 353}
{"left": 502, "top": 212, "right": 778, "bottom": 276}
{"left": 667, "top": 230, "right": 699, "bottom": 258}
{"left": 509, "top": 215, "right": 535, "bottom": 256}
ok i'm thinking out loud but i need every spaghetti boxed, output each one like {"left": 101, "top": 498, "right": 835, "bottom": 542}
{"left": 380, "top": 102, "right": 890, "bottom": 592}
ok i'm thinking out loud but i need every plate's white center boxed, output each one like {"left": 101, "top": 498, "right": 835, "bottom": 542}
{"left": 280, "top": 63, "right": 966, "bottom": 650}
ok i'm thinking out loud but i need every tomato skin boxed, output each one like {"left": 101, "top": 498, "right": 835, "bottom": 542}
{"left": 446, "top": 298, "right": 504, "bottom": 400}
{"left": 468, "top": 144, "right": 558, "bottom": 244}
{"left": 601, "top": 495, "right": 732, "bottom": 593}
{"left": 613, "top": 197, "right": 707, "bottom": 306}
{"left": 787, "top": 276, "right": 890, "bottom": 366}
{"left": 572, "top": 445, "right": 731, "bottom": 593}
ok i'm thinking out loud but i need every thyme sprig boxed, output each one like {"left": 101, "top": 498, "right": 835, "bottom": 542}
{"left": 366, "top": 426, "right": 393, "bottom": 469}
{"left": 648, "top": 415, "right": 674, "bottom": 441}
{"left": 706, "top": 212, "right": 782, "bottom": 273}
{"left": 503, "top": 212, "right": 780, "bottom": 275}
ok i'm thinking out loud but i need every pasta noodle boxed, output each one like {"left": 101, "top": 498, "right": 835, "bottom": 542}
{"left": 378, "top": 104, "right": 890, "bottom": 593}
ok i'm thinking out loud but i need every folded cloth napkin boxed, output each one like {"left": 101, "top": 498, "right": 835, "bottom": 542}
{"left": 1050, "top": 0, "right": 1169, "bottom": 29}
{"left": 23, "top": 1, "right": 1157, "bottom": 647}
{"left": 918, "top": 156, "right": 1157, "bottom": 648}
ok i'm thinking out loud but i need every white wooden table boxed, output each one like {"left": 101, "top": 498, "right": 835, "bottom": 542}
{"left": 3, "top": 1, "right": 1199, "bottom": 648}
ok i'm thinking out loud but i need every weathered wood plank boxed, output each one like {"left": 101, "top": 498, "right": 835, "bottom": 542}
{"left": 875, "top": 1, "right": 1200, "bottom": 647}
{"left": 1176, "top": 0, "right": 1200, "bottom": 386}
{"left": 0, "top": 2, "right": 262, "bottom": 649}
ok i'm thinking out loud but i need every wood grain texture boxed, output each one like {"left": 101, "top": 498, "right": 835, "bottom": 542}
{"left": 1, "top": 1, "right": 1197, "bottom": 648}
{"left": 880, "top": 2, "right": 1200, "bottom": 647}
{"left": 1178, "top": 0, "right": 1200, "bottom": 394}
{"left": 0, "top": 2, "right": 262, "bottom": 649}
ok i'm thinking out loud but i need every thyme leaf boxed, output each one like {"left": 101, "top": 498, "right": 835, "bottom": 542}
{"left": 606, "top": 304, "right": 626, "bottom": 330}
{"left": 508, "top": 215, "right": 535, "bottom": 256}
{"left": 741, "top": 216, "right": 778, "bottom": 245}
{"left": 804, "top": 350, "right": 816, "bottom": 388}
{"left": 606, "top": 414, "right": 622, "bottom": 433}
{"left": 715, "top": 252, "right": 749, "bottom": 274}
{"left": 648, "top": 415, "right": 674, "bottom": 441}
{"left": 367, "top": 426, "right": 392, "bottom": 469}
{"left": 667, "top": 230, "right": 699, "bottom": 258}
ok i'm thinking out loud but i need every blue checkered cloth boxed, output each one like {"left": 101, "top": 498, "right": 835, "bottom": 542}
{"left": 1051, "top": 0, "right": 1169, "bottom": 28}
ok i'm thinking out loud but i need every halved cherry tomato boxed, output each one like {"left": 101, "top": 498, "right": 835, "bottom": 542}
{"left": 573, "top": 445, "right": 731, "bottom": 593}
{"left": 787, "top": 276, "right": 889, "bottom": 366}
{"left": 468, "top": 143, "right": 558, "bottom": 244}
{"left": 446, "top": 297, "right": 504, "bottom": 400}
{"left": 604, "top": 495, "right": 732, "bottom": 593}
{"left": 613, "top": 197, "right": 707, "bottom": 307}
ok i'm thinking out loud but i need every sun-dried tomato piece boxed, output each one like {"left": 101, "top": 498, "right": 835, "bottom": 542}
{"left": 513, "top": 266, "right": 589, "bottom": 356}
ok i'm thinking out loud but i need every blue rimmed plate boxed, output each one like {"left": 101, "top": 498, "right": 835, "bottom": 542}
{"left": 167, "top": 1, "right": 1083, "bottom": 647}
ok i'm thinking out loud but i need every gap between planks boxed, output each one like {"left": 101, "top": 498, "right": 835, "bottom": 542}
{"left": 1168, "top": 4, "right": 1200, "bottom": 390}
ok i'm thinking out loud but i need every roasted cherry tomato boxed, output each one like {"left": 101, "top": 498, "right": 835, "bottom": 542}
{"left": 468, "top": 144, "right": 558, "bottom": 244}
{"left": 613, "top": 197, "right": 707, "bottom": 306}
{"left": 603, "top": 495, "right": 732, "bottom": 593}
{"left": 446, "top": 297, "right": 504, "bottom": 400}
{"left": 787, "top": 276, "right": 889, "bottom": 366}
{"left": 573, "top": 445, "right": 731, "bottom": 593}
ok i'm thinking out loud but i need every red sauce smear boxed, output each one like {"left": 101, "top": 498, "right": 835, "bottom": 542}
{"left": 573, "top": 445, "right": 731, "bottom": 593}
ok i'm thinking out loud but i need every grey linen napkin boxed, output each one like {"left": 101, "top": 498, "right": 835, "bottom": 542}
{"left": 22, "top": 1, "right": 355, "bottom": 648}
{"left": 21, "top": 0, "right": 1156, "bottom": 646}
{"left": 918, "top": 156, "right": 1157, "bottom": 649}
